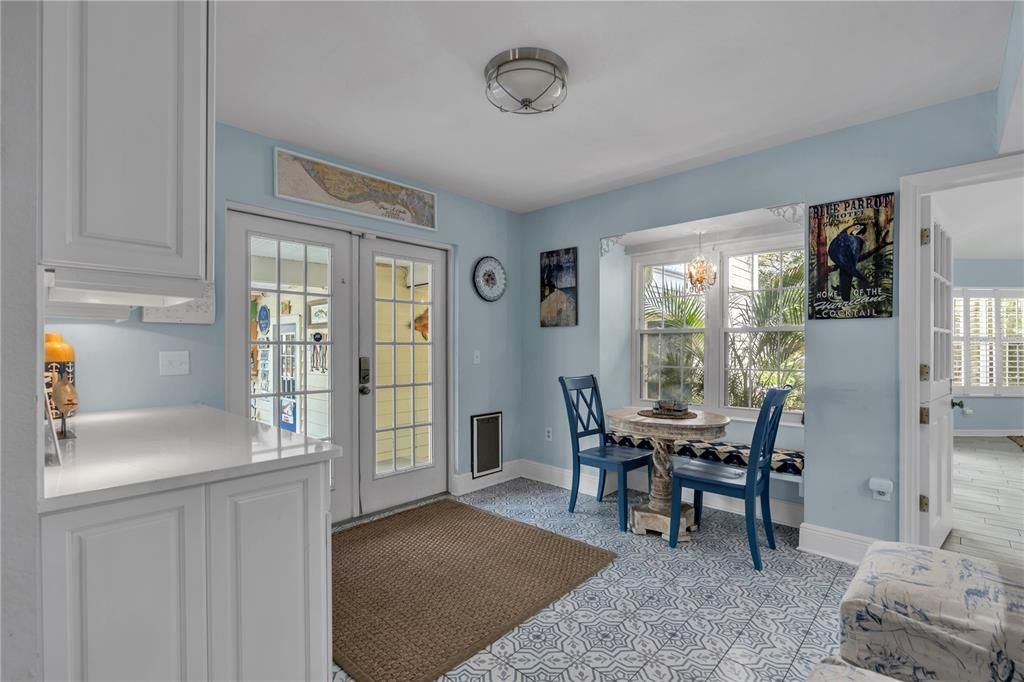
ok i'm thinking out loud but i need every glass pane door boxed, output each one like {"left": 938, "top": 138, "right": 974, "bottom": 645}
{"left": 373, "top": 256, "right": 434, "bottom": 475}
{"left": 249, "top": 235, "right": 333, "bottom": 440}
{"left": 359, "top": 238, "right": 447, "bottom": 514}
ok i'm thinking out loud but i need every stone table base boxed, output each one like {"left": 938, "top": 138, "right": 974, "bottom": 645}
{"left": 631, "top": 501, "right": 695, "bottom": 541}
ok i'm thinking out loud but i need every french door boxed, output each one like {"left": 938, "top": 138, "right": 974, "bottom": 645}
{"left": 226, "top": 211, "right": 448, "bottom": 520}
{"left": 918, "top": 195, "right": 954, "bottom": 547}
{"left": 358, "top": 239, "right": 448, "bottom": 514}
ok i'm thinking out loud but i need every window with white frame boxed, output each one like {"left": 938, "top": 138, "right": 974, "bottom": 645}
{"left": 953, "top": 288, "right": 1024, "bottom": 394}
{"left": 634, "top": 241, "right": 805, "bottom": 413}
{"left": 725, "top": 249, "right": 805, "bottom": 410}
{"left": 639, "top": 263, "right": 706, "bottom": 403}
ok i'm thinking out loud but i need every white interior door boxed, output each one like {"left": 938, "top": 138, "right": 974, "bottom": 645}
{"left": 918, "top": 196, "right": 955, "bottom": 547}
{"left": 225, "top": 211, "right": 356, "bottom": 520}
{"left": 358, "top": 238, "right": 448, "bottom": 514}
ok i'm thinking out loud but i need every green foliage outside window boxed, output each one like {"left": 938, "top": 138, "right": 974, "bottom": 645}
{"left": 640, "top": 250, "right": 806, "bottom": 412}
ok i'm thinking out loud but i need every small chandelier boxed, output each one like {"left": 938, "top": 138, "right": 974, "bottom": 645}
{"left": 687, "top": 232, "right": 717, "bottom": 294}
{"left": 485, "top": 47, "right": 568, "bottom": 114}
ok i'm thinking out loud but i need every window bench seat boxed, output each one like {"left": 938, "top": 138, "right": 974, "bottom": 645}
{"left": 606, "top": 433, "right": 805, "bottom": 496}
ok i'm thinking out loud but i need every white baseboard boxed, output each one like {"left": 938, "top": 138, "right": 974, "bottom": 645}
{"left": 452, "top": 459, "right": 803, "bottom": 528}
{"left": 694, "top": 492, "right": 804, "bottom": 529}
{"left": 798, "top": 523, "right": 876, "bottom": 565}
{"left": 449, "top": 463, "right": 523, "bottom": 496}
{"left": 954, "top": 429, "right": 1023, "bottom": 437}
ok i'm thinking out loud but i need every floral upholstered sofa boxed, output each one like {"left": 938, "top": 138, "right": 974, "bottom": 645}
{"left": 814, "top": 541, "right": 1024, "bottom": 681}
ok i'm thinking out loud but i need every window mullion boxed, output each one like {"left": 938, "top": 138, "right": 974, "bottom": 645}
{"left": 995, "top": 293, "right": 1003, "bottom": 394}
{"left": 705, "top": 251, "right": 723, "bottom": 410}
{"left": 965, "top": 295, "right": 974, "bottom": 390}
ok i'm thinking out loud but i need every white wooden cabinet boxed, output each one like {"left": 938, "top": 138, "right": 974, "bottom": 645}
{"left": 42, "top": 463, "right": 331, "bottom": 682}
{"left": 41, "top": 0, "right": 214, "bottom": 302}
{"left": 208, "top": 466, "right": 331, "bottom": 682}
{"left": 41, "top": 486, "right": 208, "bottom": 681}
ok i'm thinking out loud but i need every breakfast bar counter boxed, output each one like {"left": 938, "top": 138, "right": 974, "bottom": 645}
{"left": 39, "top": 405, "right": 337, "bottom": 681}
{"left": 42, "top": 404, "right": 339, "bottom": 512}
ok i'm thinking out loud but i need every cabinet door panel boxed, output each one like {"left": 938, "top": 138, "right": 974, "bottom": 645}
{"left": 41, "top": 487, "right": 207, "bottom": 681}
{"left": 208, "top": 464, "right": 329, "bottom": 681}
{"left": 42, "top": 0, "right": 208, "bottom": 278}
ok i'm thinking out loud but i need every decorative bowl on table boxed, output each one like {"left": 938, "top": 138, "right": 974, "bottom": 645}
{"left": 653, "top": 399, "right": 689, "bottom": 417}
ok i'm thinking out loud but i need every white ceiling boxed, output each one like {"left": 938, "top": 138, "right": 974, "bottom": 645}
{"left": 217, "top": 2, "right": 1012, "bottom": 213}
{"left": 932, "top": 177, "right": 1024, "bottom": 259}
{"left": 619, "top": 205, "right": 803, "bottom": 253}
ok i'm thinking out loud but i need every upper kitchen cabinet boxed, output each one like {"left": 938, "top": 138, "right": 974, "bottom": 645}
{"left": 41, "top": 1, "right": 214, "bottom": 303}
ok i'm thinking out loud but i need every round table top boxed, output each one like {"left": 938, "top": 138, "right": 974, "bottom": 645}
{"left": 606, "top": 407, "right": 730, "bottom": 440}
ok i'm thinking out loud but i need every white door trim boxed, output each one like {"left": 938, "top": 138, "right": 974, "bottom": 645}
{"left": 222, "top": 201, "right": 458, "bottom": 498}
{"left": 897, "top": 153, "right": 1024, "bottom": 545}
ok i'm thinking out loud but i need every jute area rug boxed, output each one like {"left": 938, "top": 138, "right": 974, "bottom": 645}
{"left": 331, "top": 499, "right": 615, "bottom": 682}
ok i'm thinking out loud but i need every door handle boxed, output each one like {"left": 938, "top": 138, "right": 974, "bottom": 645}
{"left": 359, "top": 385, "right": 371, "bottom": 396}
{"left": 951, "top": 399, "right": 964, "bottom": 409}
{"left": 359, "top": 356, "right": 371, "bottom": 384}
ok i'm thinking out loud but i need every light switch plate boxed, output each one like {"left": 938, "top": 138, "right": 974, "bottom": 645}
{"left": 159, "top": 350, "right": 190, "bottom": 376}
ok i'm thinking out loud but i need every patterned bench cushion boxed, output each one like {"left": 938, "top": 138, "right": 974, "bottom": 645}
{"left": 604, "top": 433, "right": 804, "bottom": 476}
{"left": 809, "top": 656, "right": 896, "bottom": 681}
{"left": 840, "top": 541, "right": 1024, "bottom": 682}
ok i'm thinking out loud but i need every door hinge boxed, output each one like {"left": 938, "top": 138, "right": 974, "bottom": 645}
{"left": 919, "top": 406, "right": 930, "bottom": 424}
{"left": 919, "top": 363, "right": 930, "bottom": 381}
{"left": 919, "top": 494, "right": 930, "bottom": 512}
{"left": 920, "top": 227, "right": 931, "bottom": 246}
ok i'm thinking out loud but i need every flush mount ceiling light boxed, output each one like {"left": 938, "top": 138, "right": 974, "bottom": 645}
{"left": 485, "top": 47, "right": 568, "bottom": 114}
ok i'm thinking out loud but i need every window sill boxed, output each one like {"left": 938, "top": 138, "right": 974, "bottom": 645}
{"left": 689, "top": 405, "right": 805, "bottom": 428}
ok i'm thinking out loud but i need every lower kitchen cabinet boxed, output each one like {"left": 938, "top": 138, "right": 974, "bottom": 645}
{"left": 41, "top": 462, "right": 330, "bottom": 681}
{"left": 41, "top": 486, "right": 208, "bottom": 681}
{"left": 207, "top": 465, "right": 330, "bottom": 681}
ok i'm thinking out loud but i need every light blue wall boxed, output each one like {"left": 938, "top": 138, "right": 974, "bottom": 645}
{"left": 952, "top": 258, "right": 1024, "bottom": 433}
{"left": 46, "top": 95, "right": 1010, "bottom": 519}
{"left": 48, "top": 123, "right": 523, "bottom": 475}
{"left": 997, "top": 1, "right": 1023, "bottom": 149}
{"left": 516, "top": 92, "right": 1000, "bottom": 541}
{"left": 47, "top": 309, "right": 225, "bottom": 411}
{"left": 955, "top": 397, "right": 1024, "bottom": 432}
{"left": 954, "top": 258, "right": 1024, "bottom": 288}
{"left": 597, "top": 241, "right": 632, "bottom": 411}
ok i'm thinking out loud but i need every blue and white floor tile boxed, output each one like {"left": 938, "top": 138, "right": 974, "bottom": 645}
{"left": 331, "top": 478, "right": 848, "bottom": 682}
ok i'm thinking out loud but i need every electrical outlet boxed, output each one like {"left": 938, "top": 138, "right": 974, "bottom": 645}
{"left": 472, "top": 349, "right": 481, "bottom": 365}
{"left": 159, "top": 350, "right": 190, "bottom": 376}
{"left": 544, "top": 427, "right": 553, "bottom": 441}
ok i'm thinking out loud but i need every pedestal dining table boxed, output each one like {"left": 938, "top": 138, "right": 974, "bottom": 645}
{"left": 605, "top": 407, "right": 730, "bottom": 542}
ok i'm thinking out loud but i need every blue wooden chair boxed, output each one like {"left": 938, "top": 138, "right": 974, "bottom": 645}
{"left": 559, "top": 375, "right": 654, "bottom": 532}
{"left": 668, "top": 385, "right": 792, "bottom": 570}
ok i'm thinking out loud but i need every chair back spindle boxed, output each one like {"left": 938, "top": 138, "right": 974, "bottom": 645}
{"left": 558, "top": 375, "right": 607, "bottom": 454}
{"left": 745, "top": 385, "right": 793, "bottom": 489}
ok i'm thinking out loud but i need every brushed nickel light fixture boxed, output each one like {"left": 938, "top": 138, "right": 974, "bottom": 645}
{"left": 485, "top": 47, "right": 568, "bottom": 114}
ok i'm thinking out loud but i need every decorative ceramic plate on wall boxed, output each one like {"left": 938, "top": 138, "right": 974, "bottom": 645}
{"left": 472, "top": 256, "right": 507, "bottom": 302}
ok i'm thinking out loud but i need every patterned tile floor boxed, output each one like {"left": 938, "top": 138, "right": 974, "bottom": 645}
{"left": 332, "top": 479, "right": 853, "bottom": 682}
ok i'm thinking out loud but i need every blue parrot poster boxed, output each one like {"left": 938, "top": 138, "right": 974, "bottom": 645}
{"left": 808, "top": 192, "right": 895, "bottom": 319}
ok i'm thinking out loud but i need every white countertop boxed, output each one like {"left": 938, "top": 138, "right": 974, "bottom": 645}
{"left": 42, "top": 405, "right": 340, "bottom": 513}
